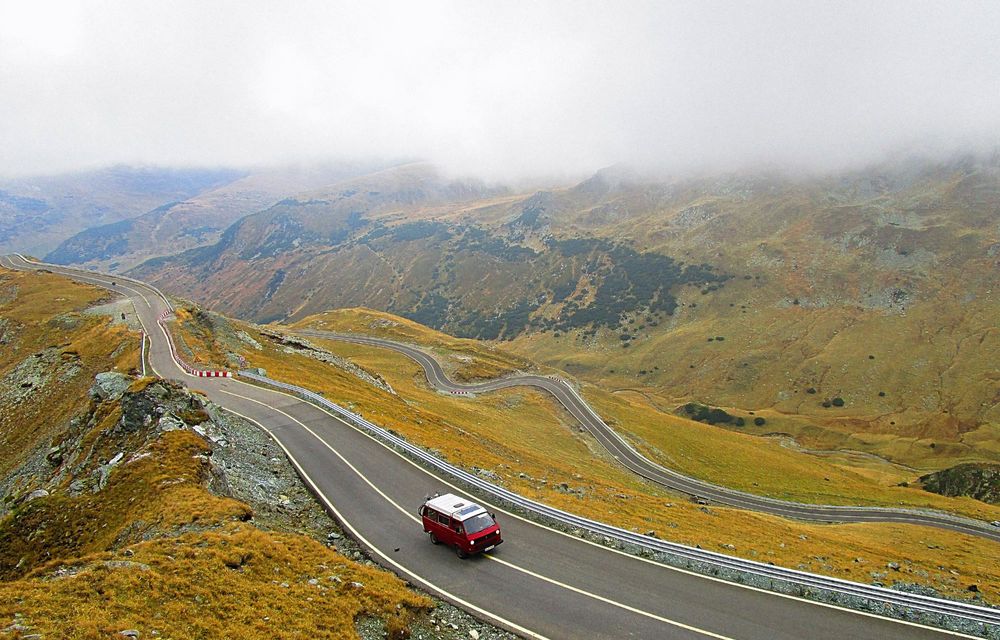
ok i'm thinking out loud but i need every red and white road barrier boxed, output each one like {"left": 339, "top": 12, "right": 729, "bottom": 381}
{"left": 194, "top": 370, "right": 232, "bottom": 378}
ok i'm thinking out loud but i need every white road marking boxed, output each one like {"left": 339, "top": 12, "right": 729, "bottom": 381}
{"left": 221, "top": 380, "right": 981, "bottom": 639}
{"left": 217, "top": 399, "right": 548, "bottom": 640}
{"left": 220, "top": 388, "right": 740, "bottom": 639}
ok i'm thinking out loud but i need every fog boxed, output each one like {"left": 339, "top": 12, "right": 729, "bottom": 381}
{"left": 2, "top": 1, "right": 999, "bottom": 180}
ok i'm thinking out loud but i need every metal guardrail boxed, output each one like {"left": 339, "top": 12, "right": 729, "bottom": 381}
{"left": 555, "top": 378, "right": 997, "bottom": 532}
{"left": 238, "top": 370, "right": 1000, "bottom": 635}
{"left": 297, "top": 329, "right": 999, "bottom": 536}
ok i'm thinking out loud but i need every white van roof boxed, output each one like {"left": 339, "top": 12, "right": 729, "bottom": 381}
{"left": 424, "top": 493, "right": 487, "bottom": 521}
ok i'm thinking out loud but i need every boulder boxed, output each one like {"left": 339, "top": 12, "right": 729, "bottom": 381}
{"left": 90, "top": 371, "right": 132, "bottom": 402}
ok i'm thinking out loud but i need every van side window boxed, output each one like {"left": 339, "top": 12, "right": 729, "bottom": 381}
{"left": 437, "top": 513, "right": 450, "bottom": 525}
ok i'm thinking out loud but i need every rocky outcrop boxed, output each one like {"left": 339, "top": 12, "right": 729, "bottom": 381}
{"left": 920, "top": 464, "right": 1000, "bottom": 505}
{"left": 260, "top": 330, "right": 395, "bottom": 394}
{"left": 89, "top": 371, "right": 132, "bottom": 402}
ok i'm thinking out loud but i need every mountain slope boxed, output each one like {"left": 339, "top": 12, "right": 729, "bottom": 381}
{"left": 131, "top": 155, "right": 999, "bottom": 473}
{"left": 0, "top": 166, "right": 245, "bottom": 255}
{"left": 44, "top": 163, "right": 387, "bottom": 272}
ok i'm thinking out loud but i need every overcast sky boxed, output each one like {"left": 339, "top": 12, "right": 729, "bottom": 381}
{"left": 1, "top": 1, "right": 999, "bottom": 180}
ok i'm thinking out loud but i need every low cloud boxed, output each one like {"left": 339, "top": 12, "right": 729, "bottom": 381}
{"left": 1, "top": 1, "right": 999, "bottom": 180}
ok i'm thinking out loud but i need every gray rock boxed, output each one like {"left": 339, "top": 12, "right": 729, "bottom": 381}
{"left": 157, "top": 414, "right": 185, "bottom": 432}
{"left": 236, "top": 331, "right": 263, "bottom": 350}
{"left": 25, "top": 489, "right": 49, "bottom": 502}
{"left": 119, "top": 630, "right": 140, "bottom": 638}
{"left": 90, "top": 371, "right": 132, "bottom": 402}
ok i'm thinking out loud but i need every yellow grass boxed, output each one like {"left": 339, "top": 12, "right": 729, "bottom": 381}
{"left": 0, "top": 267, "right": 139, "bottom": 479}
{"left": 506, "top": 252, "right": 1000, "bottom": 475}
{"left": 0, "top": 425, "right": 430, "bottom": 638}
{"left": 195, "top": 318, "right": 1000, "bottom": 605}
{"left": 0, "top": 271, "right": 433, "bottom": 638}
{"left": 290, "top": 308, "right": 532, "bottom": 381}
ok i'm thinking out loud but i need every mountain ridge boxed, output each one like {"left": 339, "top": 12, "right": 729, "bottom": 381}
{"left": 127, "top": 156, "right": 999, "bottom": 474}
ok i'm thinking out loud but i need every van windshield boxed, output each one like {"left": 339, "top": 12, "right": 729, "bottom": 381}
{"left": 463, "top": 513, "right": 495, "bottom": 535}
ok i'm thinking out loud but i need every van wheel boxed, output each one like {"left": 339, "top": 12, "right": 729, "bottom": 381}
{"left": 429, "top": 532, "right": 439, "bottom": 545}
{"left": 455, "top": 545, "right": 468, "bottom": 559}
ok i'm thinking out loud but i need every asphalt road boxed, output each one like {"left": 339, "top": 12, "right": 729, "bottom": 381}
{"left": 292, "top": 329, "right": 1000, "bottom": 544}
{"left": 0, "top": 254, "right": 983, "bottom": 640}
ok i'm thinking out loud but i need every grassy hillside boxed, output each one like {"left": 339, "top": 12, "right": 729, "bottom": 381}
{"left": 0, "top": 269, "right": 470, "bottom": 640}
{"left": 289, "top": 308, "right": 534, "bottom": 381}
{"left": 0, "top": 378, "right": 432, "bottom": 639}
{"left": 169, "top": 304, "right": 1000, "bottom": 605}
{"left": 131, "top": 158, "right": 998, "bottom": 479}
{"left": 0, "top": 267, "right": 138, "bottom": 482}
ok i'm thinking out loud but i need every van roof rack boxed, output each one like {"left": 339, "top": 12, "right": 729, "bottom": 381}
{"left": 424, "top": 493, "right": 487, "bottom": 521}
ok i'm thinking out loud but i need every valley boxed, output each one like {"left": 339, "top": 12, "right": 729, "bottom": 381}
{"left": 126, "top": 158, "right": 999, "bottom": 488}
{"left": 165, "top": 298, "right": 1000, "bottom": 606}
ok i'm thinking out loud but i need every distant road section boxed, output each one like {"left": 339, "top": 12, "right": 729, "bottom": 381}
{"left": 293, "top": 328, "right": 1000, "bottom": 543}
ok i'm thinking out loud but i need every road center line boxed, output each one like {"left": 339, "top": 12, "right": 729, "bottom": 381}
{"left": 219, "top": 388, "right": 737, "bottom": 640}
{"left": 216, "top": 398, "right": 547, "bottom": 640}
{"left": 220, "top": 377, "right": 979, "bottom": 639}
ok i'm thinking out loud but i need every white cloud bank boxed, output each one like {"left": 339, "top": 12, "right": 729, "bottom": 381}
{"left": 1, "top": 0, "right": 999, "bottom": 179}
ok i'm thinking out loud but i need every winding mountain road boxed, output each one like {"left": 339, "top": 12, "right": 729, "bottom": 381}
{"left": 1, "top": 253, "right": 993, "bottom": 640}
{"left": 292, "top": 329, "right": 1000, "bottom": 543}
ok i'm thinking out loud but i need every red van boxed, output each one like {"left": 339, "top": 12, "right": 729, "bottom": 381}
{"left": 419, "top": 493, "right": 503, "bottom": 558}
